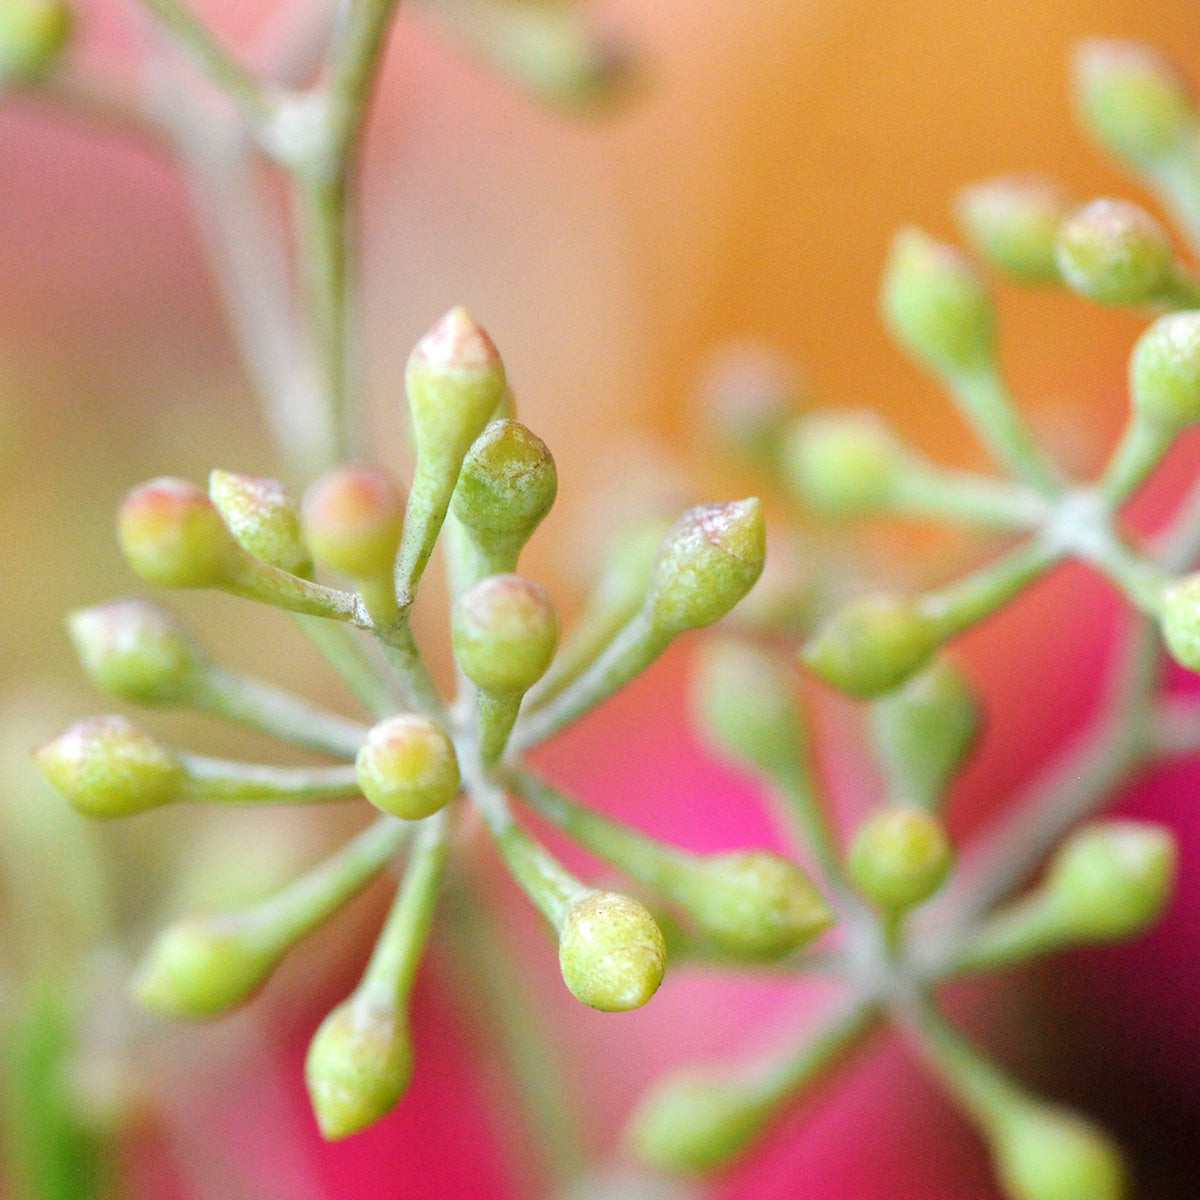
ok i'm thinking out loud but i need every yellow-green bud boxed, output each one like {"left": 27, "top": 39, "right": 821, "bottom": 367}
{"left": 1161, "top": 572, "right": 1200, "bottom": 670}
{"left": 1073, "top": 39, "right": 1194, "bottom": 169}
{"left": 869, "top": 658, "right": 980, "bottom": 807}
{"left": 1129, "top": 312, "right": 1200, "bottom": 434}
{"left": 782, "top": 411, "right": 903, "bottom": 516}
{"left": 452, "top": 574, "right": 558, "bottom": 695}
{"left": 881, "top": 228, "right": 995, "bottom": 377}
{"left": 67, "top": 600, "right": 207, "bottom": 705}
{"left": 302, "top": 463, "right": 405, "bottom": 580}
{"left": 305, "top": 996, "right": 413, "bottom": 1140}
{"left": 558, "top": 891, "right": 666, "bottom": 1012}
{"left": 847, "top": 805, "right": 953, "bottom": 912}
{"left": 35, "top": 714, "right": 183, "bottom": 818}
{"left": 992, "top": 1104, "right": 1127, "bottom": 1200}
{"left": 117, "top": 477, "right": 238, "bottom": 589}
{"left": 209, "top": 469, "right": 311, "bottom": 575}
{"left": 956, "top": 177, "right": 1073, "bottom": 284}
{"left": 0, "top": 0, "right": 71, "bottom": 84}
{"left": 645, "top": 499, "right": 766, "bottom": 638}
{"left": 355, "top": 715, "right": 460, "bottom": 821}
{"left": 802, "top": 594, "right": 942, "bottom": 699}
{"left": 1055, "top": 199, "right": 1173, "bottom": 305}
{"left": 1043, "top": 820, "right": 1177, "bottom": 941}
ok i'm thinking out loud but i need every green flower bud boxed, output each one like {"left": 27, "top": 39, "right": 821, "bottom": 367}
{"left": 846, "top": 805, "right": 953, "bottom": 911}
{"left": 1073, "top": 39, "right": 1194, "bottom": 169}
{"left": 628, "top": 1070, "right": 770, "bottom": 1174}
{"left": 131, "top": 915, "right": 281, "bottom": 1019}
{"left": 869, "top": 658, "right": 980, "bottom": 807}
{"left": 1043, "top": 820, "right": 1177, "bottom": 941}
{"left": 451, "top": 419, "right": 557, "bottom": 565}
{"left": 1055, "top": 199, "right": 1173, "bottom": 305}
{"left": 1160, "top": 572, "right": 1200, "bottom": 670}
{"left": 992, "top": 1104, "right": 1127, "bottom": 1200}
{"left": 117, "top": 477, "right": 239, "bottom": 589}
{"left": 209, "top": 469, "right": 311, "bottom": 575}
{"left": 305, "top": 996, "right": 413, "bottom": 1140}
{"left": 558, "top": 891, "right": 666, "bottom": 1012}
{"left": 692, "top": 636, "right": 801, "bottom": 779}
{"left": 956, "top": 177, "right": 1074, "bottom": 284}
{"left": 302, "top": 463, "right": 405, "bottom": 580}
{"left": 802, "top": 594, "right": 942, "bottom": 699}
{"left": 881, "top": 228, "right": 995, "bottom": 377}
{"left": 782, "top": 411, "right": 903, "bottom": 516}
{"left": 1129, "top": 312, "right": 1200, "bottom": 434}
{"left": 452, "top": 574, "right": 558, "bottom": 695}
{"left": 644, "top": 499, "right": 766, "bottom": 638}
{"left": 67, "top": 600, "right": 208, "bottom": 705}
{"left": 35, "top": 714, "right": 183, "bottom": 818}
{"left": 355, "top": 715, "right": 460, "bottom": 821}
{"left": 0, "top": 0, "right": 71, "bottom": 84}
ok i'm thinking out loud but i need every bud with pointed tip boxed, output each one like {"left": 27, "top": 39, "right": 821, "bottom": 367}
{"left": 209, "top": 470, "right": 311, "bottom": 575}
{"left": 0, "top": 0, "right": 71, "bottom": 84}
{"left": 35, "top": 715, "right": 183, "bottom": 817}
{"left": 956, "top": 177, "right": 1073, "bottom": 284}
{"left": 558, "top": 891, "right": 666, "bottom": 1012}
{"left": 991, "top": 1103, "right": 1127, "bottom": 1200}
{"left": 302, "top": 463, "right": 405, "bottom": 581}
{"left": 782, "top": 411, "right": 903, "bottom": 516}
{"left": 847, "top": 805, "right": 953, "bottom": 912}
{"left": 355, "top": 715, "right": 460, "bottom": 821}
{"left": 1129, "top": 312, "right": 1200, "bottom": 435}
{"left": 452, "top": 575, "right": 558, "bottom": 696}
{"left": 1056, "top": 198, "right": 1173, "bottom": 305}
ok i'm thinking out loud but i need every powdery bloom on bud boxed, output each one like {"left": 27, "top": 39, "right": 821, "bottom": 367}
{"left": 991, "top": 1104, "right": 1127, "bottom": 1200}
{"left": 209, "top": 469, "right": 311, "bottom": 575}
{"left": 956, "top": 176, "right": 1074, "bottom": 284}
{"left": 558, "top": 891, "right": 665, "bottom": 1012}
{"left": 1129, "top": 311, "right": 1200, "bottom": 434}
{"left": 1055, "top": 198, "right": 1173, "bottom": 305}
{"left": 782, "top": 411, "right": 903, "bottom": 517}
{"left": 645, "top": 499, "right": 765, "bottom": 638}
{"left": 35, "top": 714, "right": 183, "bottom": 818}
{"left": 451, "top": 574, "right": 558, "bottom": 695}
{"left": 846, "top": 806, "right": 953, "bottom": 912}
{"left": 0, "top": 0, "right": 71, "bottom": 84}
{"left": 302, "top": 463, "right": 405, "bottom": 580}
{"left": 355, "top": 714, "right": 460, "bottom": 821}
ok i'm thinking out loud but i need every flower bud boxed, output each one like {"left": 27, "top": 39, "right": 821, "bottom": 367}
{"left": 35, "top": 715, "right": 183, "bottom": 818}
{"left": 452, "top": 575, "right": 558, "bottom": 695}
{"left": 67, "top": 600, "right": 207, "bottom": 705}
{"left": 0, "top": 0, "right": 71, "bottom": 84}
{"left": 881, "top": 228, "right": 995, "bottom": 378}
{"left": 1043, "top": 820, "right": 1177, "bottom": 941}
{"left": 355, "top": 715, "right": 460, "bottom": 821}
{"left": 1073, "top": 39, "right": 1194, "bottom": 169}
{"left": 558, "top": 891, "right": 666, "bottom": 1012}
{"left": 1129, "top": 312, "right": 1200, "bottom": 434}
{"left": 1160, "top": 572, "right": 1200, "bottom": 670}
{"left": 956, "top": 177, "right": 1073, "bottom": 284}
{"left": 846, "top": 805, "right": 953, "bottom": 912}
{"left": 209, "top": 469, "right": 311, "bottom": 575}
{"left": 117, "top": 477, "right": 238, "bottom": 588}
{"left": 782, "top": 411, "right": 903, "bottom": 516}
{"left": 302, "top": 463, "right": 405, "bottom": 580}
{"left": 451, "top": 419, "right": 557, "bottom": 565}
{"left": 992, "top": 1104, "right": 1127, "bottom": 1200}
{"left": 802, "top": 594, "right": 942, "bottom": 699}
{"left": 869, "top": 658, "right": 980, "bottom": 807}
{"left": 1055, "top": 199, "right": 1173, "bottom": 305}
{"left": 305, "top": 996, "right": 413, "bottom": 1140}
{"left": 698, "top": 343, "right": 800, "bottom": 464}
{"left": 644, "top": 499, "right": 765, "bottom": 638}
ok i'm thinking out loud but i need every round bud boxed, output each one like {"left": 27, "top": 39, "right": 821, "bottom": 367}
{"left": 117, "top": 477, "right": 237, "bottom": 588}
{"left": 302, "top": 463, "right": 405, "bottom": 580}
{"left": 802, "top": 594, "right": 942, "bottom": 699}
{"left": 355, "top": 715, "right": 460, "bottom": 821}
{"left": 1044, "top": 820, "right": 1177, "bottom": 941}
{"left": 305, "top": 996, "right": 413, "bottom": 1140}
{"left": 956, "top": 177, "right": 1073, "bottom": 284}
{"left": 452, "top": 575, "right": 558, "bottom": 695}
{"left": 67, "top": 600, "right": 207, "bottom": 705}
{"left": 992, "top": 1104, "right": 1127, "bottom": 1200}
{"left": 1073, "top": 40, "right": 1194, "bottom": 168}
{"left": 0, "top": 0, "right": 71, "bottom": 84}
{"left": 782, "top": 411, "right": 903, "bottom": 516}
{"left": 880, "top": 228, "right": 995, "bottom": 377}
{"left": 35, "top": 714, "right": 183, "bottom": 818}
{"left": 645, "top": 499, "right": 766, "bottom": 638}
{"left": 1055, "top": 199, "right": 1173, "bottom": 305}
{"left": 1129, "top": 312, "right": 1200, "bottom": 433}
{"left": 209, "top": 470, "right": 311, "bottom": 575}
{"left": 1160, "top": 572, "right": 1200, "bottom": 670}
{"left": 558, "top": 891, "right": 666, "bottom": 1012}
{"left": 846, "top": 805, "right": 953, "bottom": 912}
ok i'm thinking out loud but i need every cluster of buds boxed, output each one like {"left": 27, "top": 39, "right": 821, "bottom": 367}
{"left": 37, "top": 308, "right": 834, "bottom": 1139}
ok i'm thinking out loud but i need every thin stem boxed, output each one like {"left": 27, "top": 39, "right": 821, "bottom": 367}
{"left": 20, "top": 67, "right": 169, "bottom": 148}
{"left": 177, "top": 755, "right": 360, "bottom": 803}
{"left": 1148, "top": 151, "right": 1200, "bottom": 259}
{"left": 889, "top": 466, "right": 1050, "bottom": 530}
{"left": 371, "top": 617, "right": 447, "bottom": 720}
{"left": 935, "top": 893, "right": 1066, "bottom": 978}
{"left": 1074, "top": 527, "right": 1171, "bottom": 614}
{"left": 1155, "top": 261, "right": 1200, "bottom": 310}
{"left": 1099, "top": 417, "right": 1174, "bottom": 507}
{"left": 291, "top": 614, "right": 403, "bottom": 719}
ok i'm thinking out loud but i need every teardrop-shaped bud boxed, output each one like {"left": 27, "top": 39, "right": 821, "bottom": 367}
{"left": 1056, "top": 198, "right": 1173, "bottom": 305}
{"left": 302, "top": 463, "right": 405, "bottom": 580}
{"left": 209, "top": 470, "right": 311, "bottom": 575}
{"left": 1130, "top": 312, "right": 1200, "bottom": 435}
{"left": 991, "top": 1103, "right": 1127, "bottom": 1200}
{"left": 452, "top": 574, "right": 558, "bottom": 696}
{"left": 558, "top": 891, "right": 666, "bottom": 1012}
{"left": 782, "top": 410, "right": 904, "bottom": 516}
{"left": 956, "top": 176, "right": 1073, "bottom": 284}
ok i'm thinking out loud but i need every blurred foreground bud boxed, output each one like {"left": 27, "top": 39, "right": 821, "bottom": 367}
{"left": 302, "top": 464, "right": 405, "bottom": 580}
{"left": 1055, "top": 199, "right": 1173, "bottom": 305}
{"left": 1159, "top": 573, "right": 1200, "bottom": 669}
{"left": 1129, "top": 312, "right": 1200, "bottom": 435}
{"left": 118, "top": 477, "right": 237, "bottom": 588}
{"left": 699, "top": 343, "right": 800, "bottom": 465}
{"left": 558, "top": 892, "right": 665, "bottom": 1011}
{"left": 356, "top": 715, "right": 460, "bottom": 821}
{"left": 36, "top": 714, "right": 182, "bottom": 817}
{"left": 68, "top": 600, "right": 207, "bottom": 705}
{"left": 1073, "top": 39, "right": 1194, "bottom": 169}
{"left": 847, "top": 805, "right": 953, "bottom": 912}
{"left": 783, "top": 411, "right": 903, "bottom": 516}
{"left": 0, "top": 0, "right": 71, "bottom": 84}
{"left": 452, "top": 575, "right": 558, "bottom": 695}
{"left": 210, "top": 470, "right": 311, "bottom": 575}
{"left": 992, "top": 1103, "right": 1127, "bottom": 1200}
{"left": 957, "top": 177, "right": 1073, "bottom": 284}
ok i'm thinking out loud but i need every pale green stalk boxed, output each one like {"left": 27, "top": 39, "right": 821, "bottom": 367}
{"left": 177, "top": 755, "right": 360, "bottom": 803}
{"left": 889, "top": 467, "right": 1050, "bottom": 529}
{"left": 1099, "top": 417, "right": 1173, "bottom": 506}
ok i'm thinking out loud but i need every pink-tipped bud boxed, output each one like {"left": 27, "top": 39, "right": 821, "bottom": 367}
{"left": 302, "top": 464, "right": 405, "bottom": 580}
{"left": 355, "top": 715, "right": 461, "bottom": 821}
{"left": 209, "top": 470, "right": 311, "bottom": 575}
